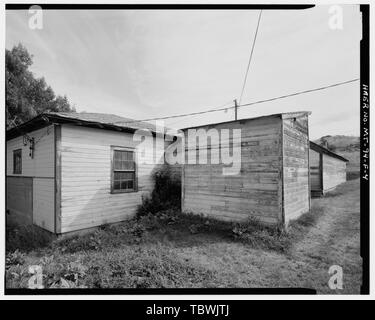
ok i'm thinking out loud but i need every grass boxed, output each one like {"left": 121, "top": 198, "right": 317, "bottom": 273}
{"left": 5, "top": 179, "right": 361, "bottom": 293}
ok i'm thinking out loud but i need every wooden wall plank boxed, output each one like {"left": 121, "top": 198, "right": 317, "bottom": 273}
{"left": 322, "top": 154, "right": 347, "bottom": 192}
{"left": 282, "top": 116, "right": 310, "bottom": 223}
{"left": 182, "top": 116, "right": 283, "bottom": 224}
{"left": 55, "top": 125, "right": 62, "bottom": 234}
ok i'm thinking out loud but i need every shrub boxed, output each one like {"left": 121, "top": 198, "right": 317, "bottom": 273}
{"left": 137, "top": 164, "right": 181, "bottom": 217}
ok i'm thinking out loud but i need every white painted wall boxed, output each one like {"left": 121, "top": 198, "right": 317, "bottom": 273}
{"left": 60, "top": 125, "right": 164, "bottom": 233}
{"left": 7, "top": 126, "right": 55, "bottom": 178}
{"left": 33, "top": 178, "right": 55, "bottom": 231}
{"left": 6, "top": 125, "right": 55, "bottom": 232}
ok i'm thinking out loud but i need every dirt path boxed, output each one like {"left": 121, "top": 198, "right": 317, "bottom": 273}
{"left": 288, "top": 179, "right": 361, "bottom": 293}
{"left": 174, "top": 179, "right": 362, "bottom": 293}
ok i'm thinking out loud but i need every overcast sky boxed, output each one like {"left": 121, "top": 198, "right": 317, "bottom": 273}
{"left": 6, "top": 5, "right": 361, "bottom": 139}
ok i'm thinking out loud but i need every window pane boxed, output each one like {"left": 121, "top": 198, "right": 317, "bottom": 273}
{"left": 124, "top": 172, "right": 134, "bottom": 180}
{"left": 122, "top": 161, "right": 135, "bottom": 170}
{"left": 114, "top": 160, "right": 121, "bottom": 170}
{"left": 114, "top": 172, "right": 125, "bottom": 180}
{"left": 120, "top": 181, "right": 127, "bottom": 190}
{"left": 127, "top": 180, "right": 134, "bottom": 189}
{"left": 13, "top": 150, "right": 22, "bottom": 174}
{"left": 114, "top": 180, "right": 120, "bottom": 190}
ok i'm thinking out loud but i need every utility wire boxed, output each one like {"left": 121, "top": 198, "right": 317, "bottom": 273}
{"left": 239, "top": 10, "right": 263, "bottom": 105}
{"left": 239, "top": 78, "right": 360, "bottom": 108}
{"left": 112, "top": 78, "right": 359, "bottom": 125}
{"left": 113, "top": 100, "right": 234, "bottom": 124}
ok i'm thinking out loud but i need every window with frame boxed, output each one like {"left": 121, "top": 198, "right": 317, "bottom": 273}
{"left": 13, "top": 149, "right": 22, "bottom": 174}
{"left": 111, "top": 147, "right": 136, "bottom": 193}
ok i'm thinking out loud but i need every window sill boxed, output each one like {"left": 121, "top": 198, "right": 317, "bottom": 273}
{"left": 110, "top": 189, "right": 138, "bottom": 194}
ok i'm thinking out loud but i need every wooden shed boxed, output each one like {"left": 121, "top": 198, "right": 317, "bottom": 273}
{"left": 309, "top": 141, "right": 348, "bottom": 197}
{"left": 181, "top": 111, "right": 311, "bottom": 226}
{"left": 6, "top": 112, "right": 168, "bottom": 234}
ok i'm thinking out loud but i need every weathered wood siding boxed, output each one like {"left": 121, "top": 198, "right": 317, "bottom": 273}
{"left": 59, "top": 125, "right": 163, "bottom": 233}
{"left": 309, "top": 148, "right": 321, "bottom": 192}
{"left": 282, "top": 116, "right": 310, "bottom": 223}
{"left": 182, "top": 116, "right": 282, "bottom": 224}
{"left": 322, "top": 154, "right": 346, "bottom": 192}
{"left": 6, "top": 126, "right": 55, "bottom": 232}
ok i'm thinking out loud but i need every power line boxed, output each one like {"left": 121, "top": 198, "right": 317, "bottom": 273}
{"left": 112, "top": 78, "right": 359, "bottom": 125}
{"left": 239, "top": 78, "right": 360, "bottom": 108}
{"left": 239, "top": 10, "right": 263, "bottom": 105}
{"left": 114, "top": 100, "right": 234, "bottom": 124}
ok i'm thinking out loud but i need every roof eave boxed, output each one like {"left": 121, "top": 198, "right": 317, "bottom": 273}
{"left": 6, "top": 113, "right": 157, "bottom": 140}
{"left": 309, "top": 141, "right": 349, "bottom": 162}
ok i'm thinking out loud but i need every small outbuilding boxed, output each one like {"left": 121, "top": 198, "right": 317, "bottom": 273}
{"left": 309, "top": 141, "right": 348, "bottom": 197}
{"left": 181, "top": 111, "right": 312, "bottom": 226}
{"left": 6, "top": 112, "right": 168, "bottom": 234}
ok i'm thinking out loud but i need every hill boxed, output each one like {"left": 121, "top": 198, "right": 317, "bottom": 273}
{"left": 314, "top": 135, "right": 359, "bottom": 152}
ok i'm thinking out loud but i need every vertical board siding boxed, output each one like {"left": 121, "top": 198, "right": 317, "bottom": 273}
{"left": 322, "top": 154, "right": 346, "bottom": 192}
{"left": 182, "top": 117, "right": 282, "bottom": 224}
{"left": 6, "top": 125, "right": 55, "bottom": 232}
{"left": 7, "top": 126, "right": 55, "bottom": 178}
{"left": 33, "top": 178, "right": 55, "bottom": 232}
{"left": 282, "top": 116, "right": 310, "bottom": 223}
{"left": 60, "top": 125, "right": 163, "bottom": 233}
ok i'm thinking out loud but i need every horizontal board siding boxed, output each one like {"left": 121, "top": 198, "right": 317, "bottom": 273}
{"left": 322, "top": 154, "right": 346, "bottom": 192}
{"left": 33, "top": 178, "right": 55, "bottom": 232}
{"left": 60, "top": 125, "right": 163, "bottom": 233}
{"left": 282, "top": 116, "right": 310, "bottom": 223}
{"left": 309, "top": 148, "right": 321, "bottom": 191}
{"left": 182, "top": 117, "right": 282, "bottom": 224}
{"left": 7, "top": 125, "right": 55, "bottom": 178}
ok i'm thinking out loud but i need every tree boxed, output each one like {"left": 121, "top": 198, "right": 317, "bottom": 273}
{"left": 6, "top": 43, "right": 75, "bottom": 128}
